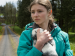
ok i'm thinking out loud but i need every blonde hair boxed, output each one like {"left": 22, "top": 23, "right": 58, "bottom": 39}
{"left": 29, "top": 0, "right": 54, "bottom": 30}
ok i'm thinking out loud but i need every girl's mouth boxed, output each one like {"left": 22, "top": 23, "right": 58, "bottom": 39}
{"left": 35, "top": 19, "right": 40, "bottom": 20}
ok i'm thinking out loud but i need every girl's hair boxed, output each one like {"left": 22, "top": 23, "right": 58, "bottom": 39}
{"left": 29, "top": 0, "right": 54, "bottom": 31}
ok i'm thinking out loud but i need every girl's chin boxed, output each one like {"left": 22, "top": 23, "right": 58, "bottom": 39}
{"left": 35, "top": 22, "right": 41, "bottom": 25}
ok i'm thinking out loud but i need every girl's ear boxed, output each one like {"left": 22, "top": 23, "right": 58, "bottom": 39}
{"left": 48, "top": 9, "right": 52, "bottom": 17}
{"left": 51, "top": 10, "right": 52, "bottom": 14}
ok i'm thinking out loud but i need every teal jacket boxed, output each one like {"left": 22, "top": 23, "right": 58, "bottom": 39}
{"left": 17, "top": 22, "right": 73, "bottom": 56}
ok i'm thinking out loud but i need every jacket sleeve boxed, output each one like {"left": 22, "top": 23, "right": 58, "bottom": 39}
{"left": 17, "top": 30, "right": 42, "bottom": 56}
{"left": 64, "top": 33, "right": 73, "bottom": 56}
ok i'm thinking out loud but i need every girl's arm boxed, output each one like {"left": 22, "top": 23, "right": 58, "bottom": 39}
{"left": 17, "top": 30, "right": 42, "bottom": 56}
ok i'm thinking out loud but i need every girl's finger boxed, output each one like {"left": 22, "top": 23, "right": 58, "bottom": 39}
{"left": 49, "top": 37, "right": 53, "bottom": 40}
{"left": 48, "top": 34, "right": 51, "bottom": 37}
{"left": 37, "top": 28, "right": 40, "bottom": 35}
{"left": 43, "top": 29, "right": 47, "bottom": 33}
{"left": 45, "top": 31, "right": 49, "bottom": 35}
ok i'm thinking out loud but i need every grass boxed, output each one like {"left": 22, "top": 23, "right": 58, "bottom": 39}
{"left": 10, "top": 26, "right": 25, "bottom": 35}
{"left": 0, "top": 14, "right": 3, "bottom": 16}
{"left": 69, "top": 32, "right": 75, "bottom": 55}
{"left": 0, "top": 26, "right": 2, "bottom": 35}
{"left": 0, "top": 26, "right": 5, "bottom": 41}
{"left": 0, "top": 26, "right": 2, "bottom": 29}
{"left": 70, "top": 41, "right": 75, "bottom": 55}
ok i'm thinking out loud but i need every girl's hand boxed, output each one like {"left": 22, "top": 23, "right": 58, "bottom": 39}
{"left": 35, "top": 28, "right": 53, "bottom": 51}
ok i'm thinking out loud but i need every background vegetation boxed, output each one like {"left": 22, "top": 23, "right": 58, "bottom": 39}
{"left": 0, "top": 0, "right": 75, "bottom": 33}
{"left": 10, "top": 26, "right": 24, "bottom": 35}
{"left": 0, "top": 0, "right": 75, "bottom": 55}
{"left": 69, "top": 32, "right": 75, "bottom": 54}
{"left": 0, "top": 26, "right": 2, "bottom": 35}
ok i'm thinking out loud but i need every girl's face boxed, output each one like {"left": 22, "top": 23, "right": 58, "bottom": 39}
{"left": 31, "top": 4, "right": 50, "bottom": 25}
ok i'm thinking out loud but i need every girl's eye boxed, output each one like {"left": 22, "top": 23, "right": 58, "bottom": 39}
{"left": 38, "top": 11, "right": 42, "bottom": 13}
{"left": 31, "top": 11, "right": 35, "bottom": 14}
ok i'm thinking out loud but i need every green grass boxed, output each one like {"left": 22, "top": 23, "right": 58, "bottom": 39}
{"left": 70, "top": 42, "right": 75, "bottom": 55}
{"left": 69, "top": 32, "right": 75, "bottom": 55}
{"left": 0, "top": 26, "right": 2, "bottom": 29}
{"left": 0, "top": 14, "right": 3, "bottom": 16}
{"left": 0, "top": 26, "right": 2, "bottom": 35}
{"left": 10, "top": 26, "right": 25, "bottom": 35}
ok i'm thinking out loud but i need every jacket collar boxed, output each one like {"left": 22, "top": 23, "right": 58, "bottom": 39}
{"left": 25, "top": 22, "right": 61, "bottom": 37}
{"left": 50, "top": 23, "right": 61, "bottom": 37}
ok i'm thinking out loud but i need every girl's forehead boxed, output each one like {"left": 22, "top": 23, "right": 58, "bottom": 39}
{"left": 31, "top": 4, "right": 47, "bottom": 10}
{"left": 31, "top": 4, "right": 44, "bottom": 7}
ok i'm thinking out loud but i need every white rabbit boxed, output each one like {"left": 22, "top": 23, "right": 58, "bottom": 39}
{"left": 32, "top": 28, "right": 58, "bottom": 56}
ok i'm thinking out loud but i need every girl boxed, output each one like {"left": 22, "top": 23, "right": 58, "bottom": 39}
{"left": 17, "top": 0, "right": 73, "bottom": 56}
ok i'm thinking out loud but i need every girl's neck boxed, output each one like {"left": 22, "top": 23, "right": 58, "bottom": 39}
{"left": 38, "top": 22, "right": 50, "bottom": 32}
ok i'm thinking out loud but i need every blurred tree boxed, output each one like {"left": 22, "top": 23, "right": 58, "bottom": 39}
{"left": 12, "top": 6, "right": 16, "bottom": 31}
{"left": 4, "top": 2, "right": 16, "bottom": 25}
{"left": 8, "top": 2, "right": 13, "bottom": 24}
{"left": 51, "top": 0, "right": 57, "bottom": 16}
{"left": 4, "top": 3, "right": 9, "bottom": 24}
{"left": 0, "top": 6, "right": 4, "bottom": 14}
{"left": 17, "top": 0, "right": 32, "bottom": 28}
{"left": 60, "top": 0, "right": 75, "bottom": 33}
{"left": 12, "top": 2, "right": 16, "bottom": 25}
{"left": 69, "top": 0, "right": 75, "bottom": 32}
{"left": 53, "top": 0, "right": 75, "bottom": 33}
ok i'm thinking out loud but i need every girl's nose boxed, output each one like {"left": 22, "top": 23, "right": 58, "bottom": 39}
{"left": 34, "top": 12, "right": 38, "bottom": 16}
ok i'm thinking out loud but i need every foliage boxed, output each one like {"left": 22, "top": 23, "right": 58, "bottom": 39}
{"left": 50, "top": 0, "right": 75, "bottom": 33}
{"left": 0, "top": 14, "right": 3, "bottom": 16}
{"left": 0, "top": 26, "right": 2, "bottom": 30}
{"left": 69, "top": 32, "right": 75, "bottom": 55}
{"left": 0, "top": 6, "right": 4, "bottom": 14}
{"left": 4, "top": 2, "right": 16, "bottom": 25}
{"left": 17, "top": 0, "right": 32, "bottom": 28}
{"left": 10, "top": 26, "right": 24, "bottom": 35}
{"left": 0, "top": 26, "right": 2, "bottom": 35}
{"left": 70, "top": 42, "right": 75, "bottom": 55}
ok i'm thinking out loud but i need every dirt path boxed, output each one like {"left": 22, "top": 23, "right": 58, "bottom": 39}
{"left": 0, "top": 25, "right": 19, "bottom": 56}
